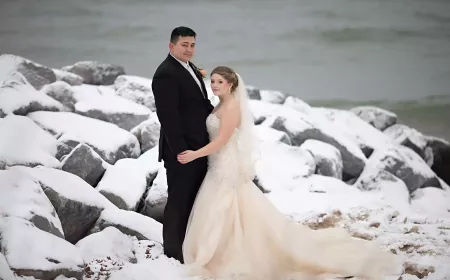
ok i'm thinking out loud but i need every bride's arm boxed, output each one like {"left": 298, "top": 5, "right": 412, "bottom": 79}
{"left": 177, "top": 103, "right": 240, "bottom": 164}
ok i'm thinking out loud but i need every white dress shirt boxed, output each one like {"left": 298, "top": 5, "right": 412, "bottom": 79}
{"left": 170, "top": 53, "right": 204, "bottom": 95}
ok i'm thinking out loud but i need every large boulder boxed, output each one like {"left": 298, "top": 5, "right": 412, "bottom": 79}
{"left": 300, "top": 139, "right": 343, "bottom": 180}
{"left": 9, "top": 166, "right": 117, "bottom": 244}
{"left": 0, "top": 115, "right": 60, "bottom": 169}
{"left": 0, "top": 169, "right": 64, "bottom": 238}
{"left": 367, "top": 145, "right": 441, "bottom": 194}
{"left": 426, "top": 136, "right": 450, "bottom": 186}
{"left": 113, "top": 75, "right": 155, "bottom": 111}
{"left": 130, "top": 112, "right": 160, "bottom": 154}
{"left": 350, "top": 106, "right": 397, "bottom": 131}
{"left": 0, "top": 217, "right": 84, "bottom": 280}
{"left": 27, "top": 111, "right": 140, "bottom": 165}
{"left": 61, "top": 61, "right": 125, "bottom": 85}
{"left": 0, "top": 54, "right": 56, "bottom": 90}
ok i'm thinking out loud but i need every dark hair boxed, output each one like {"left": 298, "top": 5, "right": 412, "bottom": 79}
{"left": 170, "top": 26, "right": 196, "bottom": 44}
{"left": 211, "top": 66, "right": 239, "bottom": 93}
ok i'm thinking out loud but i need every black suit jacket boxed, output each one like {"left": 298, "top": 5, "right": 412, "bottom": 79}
{"left": 152, "top": 54, "right": 214, "bottom": 163}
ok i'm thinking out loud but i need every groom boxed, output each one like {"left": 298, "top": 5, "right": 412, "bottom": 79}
{"left": 151, "top": 26, "right": 214, "bottom": 263}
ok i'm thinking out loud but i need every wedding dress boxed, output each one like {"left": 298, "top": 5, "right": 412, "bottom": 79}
{"left": 182, "top": 113, "right": 401, "bottom": 280}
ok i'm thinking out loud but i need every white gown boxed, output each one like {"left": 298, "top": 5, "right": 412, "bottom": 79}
{"left": 182, "top": 114, "right": 401, "bottom": 280}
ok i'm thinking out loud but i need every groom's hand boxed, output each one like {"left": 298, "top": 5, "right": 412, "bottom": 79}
{"left": 177, "top": 150, "right": 198, "bottom": 164}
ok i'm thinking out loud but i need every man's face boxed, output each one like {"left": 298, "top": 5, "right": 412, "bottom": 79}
{"left": 169, "top": 36, "right": 196, "bottom": 62}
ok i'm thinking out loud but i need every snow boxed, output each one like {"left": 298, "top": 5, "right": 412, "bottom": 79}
{"left": 96, "top": 209, "right": 163, "bottom": 244}
{"left": 0, "top": 252, "right": 16, "bottom": 280}
{"left": 0, "top": 168, "right": 64, "bottom": 236}
{"left": 75, "top": 226, "right": 137, "bottom": 263}
{"left": 96, "top": 158, "right": 149, "bottom": 211}
{"left": 0, "top": 74, "right": 63, "bottom": 114}
{"left": 8, "top": 165, "right": 117, "bottom": 209}
{"left": 0, "top": 216, "right": 83, "bottom": 271}
{"left": 75, "top": 93, "right": 151, "bottom": 115}
{"left": 0, "top": 115, "right": 60, "bottom": 168}
{"left": 27, "top": 111, "right": 140, "bottom": 162}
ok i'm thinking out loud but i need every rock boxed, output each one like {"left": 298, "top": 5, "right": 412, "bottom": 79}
{"left": 89, "top": 208, "right": 163, "bottom": 243}
{"left": 27, "top": 111, "right": 140, "bottom": 165}
{"left": 313, "top": 108, "right": 392, "bottom": 157}
{"left": 367, "top": 145, "right": 441, "bottom": 193}
{"left": 130, "top": 112, "right": 160, "bottom": 153}
{"left": 61, "top": 61, "right": 125, "bottom": 85}
{"left": 353, "top": 166, "right": 410, "bottom": 209}
{"left": 403, "top": 262, "right": 435, "bottom": 279}
{"left": 0, "top": 252, "right": 16, "bottom": 280}
{"left": 350, "top": 106, "right": 397, "bottom": 131}
{"left": 96, "top": 158, "right": 152, "bottom": 211}
{"left": 114, "top": 75, "right": 155, "bottom": 111}
{"left": 248, "top": 100, "right": 284, "bottom": 125}
{"left": 261, "top": 107, "right": 366, "bottom": 179}
{"left": 384, "top": 124, "right": 432, "bottom": 163}
{"left": 0, "top": 54, "right": 56, "bottom": 90}
{"left": 260, "top": 89, "right": 287, "bottom": 104}
{"left": 74, "top": 93, "right": 152, "bottom": 131}
{"left": 75, "top": 227, "right": 137, "bottom": 264}
{"left": 300, "top": 139, "right": 343, "bottom": 180}
{"left": 254, "top": 141, "right": 316, "bottom": 192}
{"left": 0, "top": 73, "right": 63, "bottom": 116}
{"left": 61, "top": 143, "right": 108, "bottom": 187}
{"left": 0, "top": 115, "right": 60, "bottom": 169}
{"left": 0, "top": 169, "right": 64, "bottom": 238}
{"left": 0, "top": 217, "right": 84, "bottom": 280}
{"left": 283, "top": 96, "right": 312, "bottom": 114}
{"left": 139, "top": 165, "right": 167, "bottom": 223}
{"left": 246, "top": 85, "right": 261, "bottom": 100}
{"left": 9, "top": 166, "right": 117, "bottom": 244}
{"left": 41, "top": 81, "right": 77, "bottom": 111}
{"left": 52, "top": 68, "right": 83, "bottom": 86}
{"left": 55, "top": 139, "right": 82, "bottom": 161}
{"left": 425, "top": 136, "right": 450, "bottom": 186}
{"left": 254, "top": 125, "right": 291, "bottom": 145}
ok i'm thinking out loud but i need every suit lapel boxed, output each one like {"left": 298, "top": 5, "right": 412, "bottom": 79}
{"left": 166, "top": 54, "right": 206, "bottom": 100}
{"left": 189, "top": 62, "right": 208, "bottom": 99}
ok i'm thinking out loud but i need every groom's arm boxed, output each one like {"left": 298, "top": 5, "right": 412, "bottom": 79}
{"left": 152, "top": 72, "right": 188, "bottom": 156}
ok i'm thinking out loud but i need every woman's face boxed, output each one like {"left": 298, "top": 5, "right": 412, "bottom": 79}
{"left": 210, "top": 73, "right": 232, "bottom": 96}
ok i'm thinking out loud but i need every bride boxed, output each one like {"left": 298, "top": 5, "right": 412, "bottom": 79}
{"left": 177, "top": 66, "right": 401, "bottom": 280}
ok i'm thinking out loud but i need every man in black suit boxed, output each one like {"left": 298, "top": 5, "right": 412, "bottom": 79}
{"left": 151, "top": 26, "right": 214, "bottom": 263}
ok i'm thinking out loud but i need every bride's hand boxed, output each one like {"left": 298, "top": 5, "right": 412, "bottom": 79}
{"left": 177, "top": 150, "right": 198, "bottom": 164}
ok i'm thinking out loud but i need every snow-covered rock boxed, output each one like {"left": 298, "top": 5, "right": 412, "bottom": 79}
{"left": 52, "top": 69, "right": 83, "bottom": 86}
{"left": 140, "top": 165, "right": 168, "bottom": 223}
{"left": 75, "top": 226, "right": 137, "bottom": 264}
{"left": 130, "top": 112, "right": 161, "bottom": 153}
{"left": 313, "top": 107, "right": 392, "bottom": 157}
{"left": 283, "top": 96, "right": 312, "bottom": 114}
{"left": 96, "top": 158, "right": 153, "bottom": 211}
{"left": 8, "top": 166, "right": 117, "bottom": 244}
{"left": 89, "top": 209, "right": 163, "bottom": 244}
{"left": 248, "top": 100, "right": 283, "bottom": 124}
{"left": 0, "top": 252, "right": 16, "bottom": 280}
{"left": 246, "top": 85, "right": 261, "bottom": 100}
{"left": 114, "top": 75, "right": 155, "bottom": 111}
{"left": 254, "top": 141, "right": 316, "bottom": 193}
{"left": 350, "top": 106, "right": 397, "bottom": 131}
{"left": 300, "top": 139, "right": 343, "bottom": 180}
{"left": 367, "top": 145, "right": 442, "bottom": 193}
{"left": 0, "top": 54, "right": 56, "bottom": 90}
{"left": 41, "top": 81, "right": 77, "bottom": 112}
{"left": 260, "top": 89, "right": 287, "bottom": 104}
{"left": 0, "top": 74, "right": 63, "bottom": 116}
{"left": 254, "top": 125, "right": 291, "bottom": 145}
{"left": 61, "top": 61, "right": 125, "bottom": 85}
{"left": 27, "top": 111, "right": 140, "bottom": 164}
{"left": 0, "top": 115, "right": 60, "bottom": 169}
{"left": 384, "top": 124, "right": 432, "bottom": 164}
{"left": 426, "top": 136, "right": 450, "bottom": 186}
{"left": 261, "top": 107, "right": 366, "bottom": 179}
{"left": 0, "top": 169, "right": 64, "bottom": 238}
{"left": 353, "top": 166, "right": 411, "bottom": 211}
{"left": 0, "top": 217, "right": 84, "bottom": 280}
{"left": 61, "top": 143, "right": 108, "bottom": 187}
